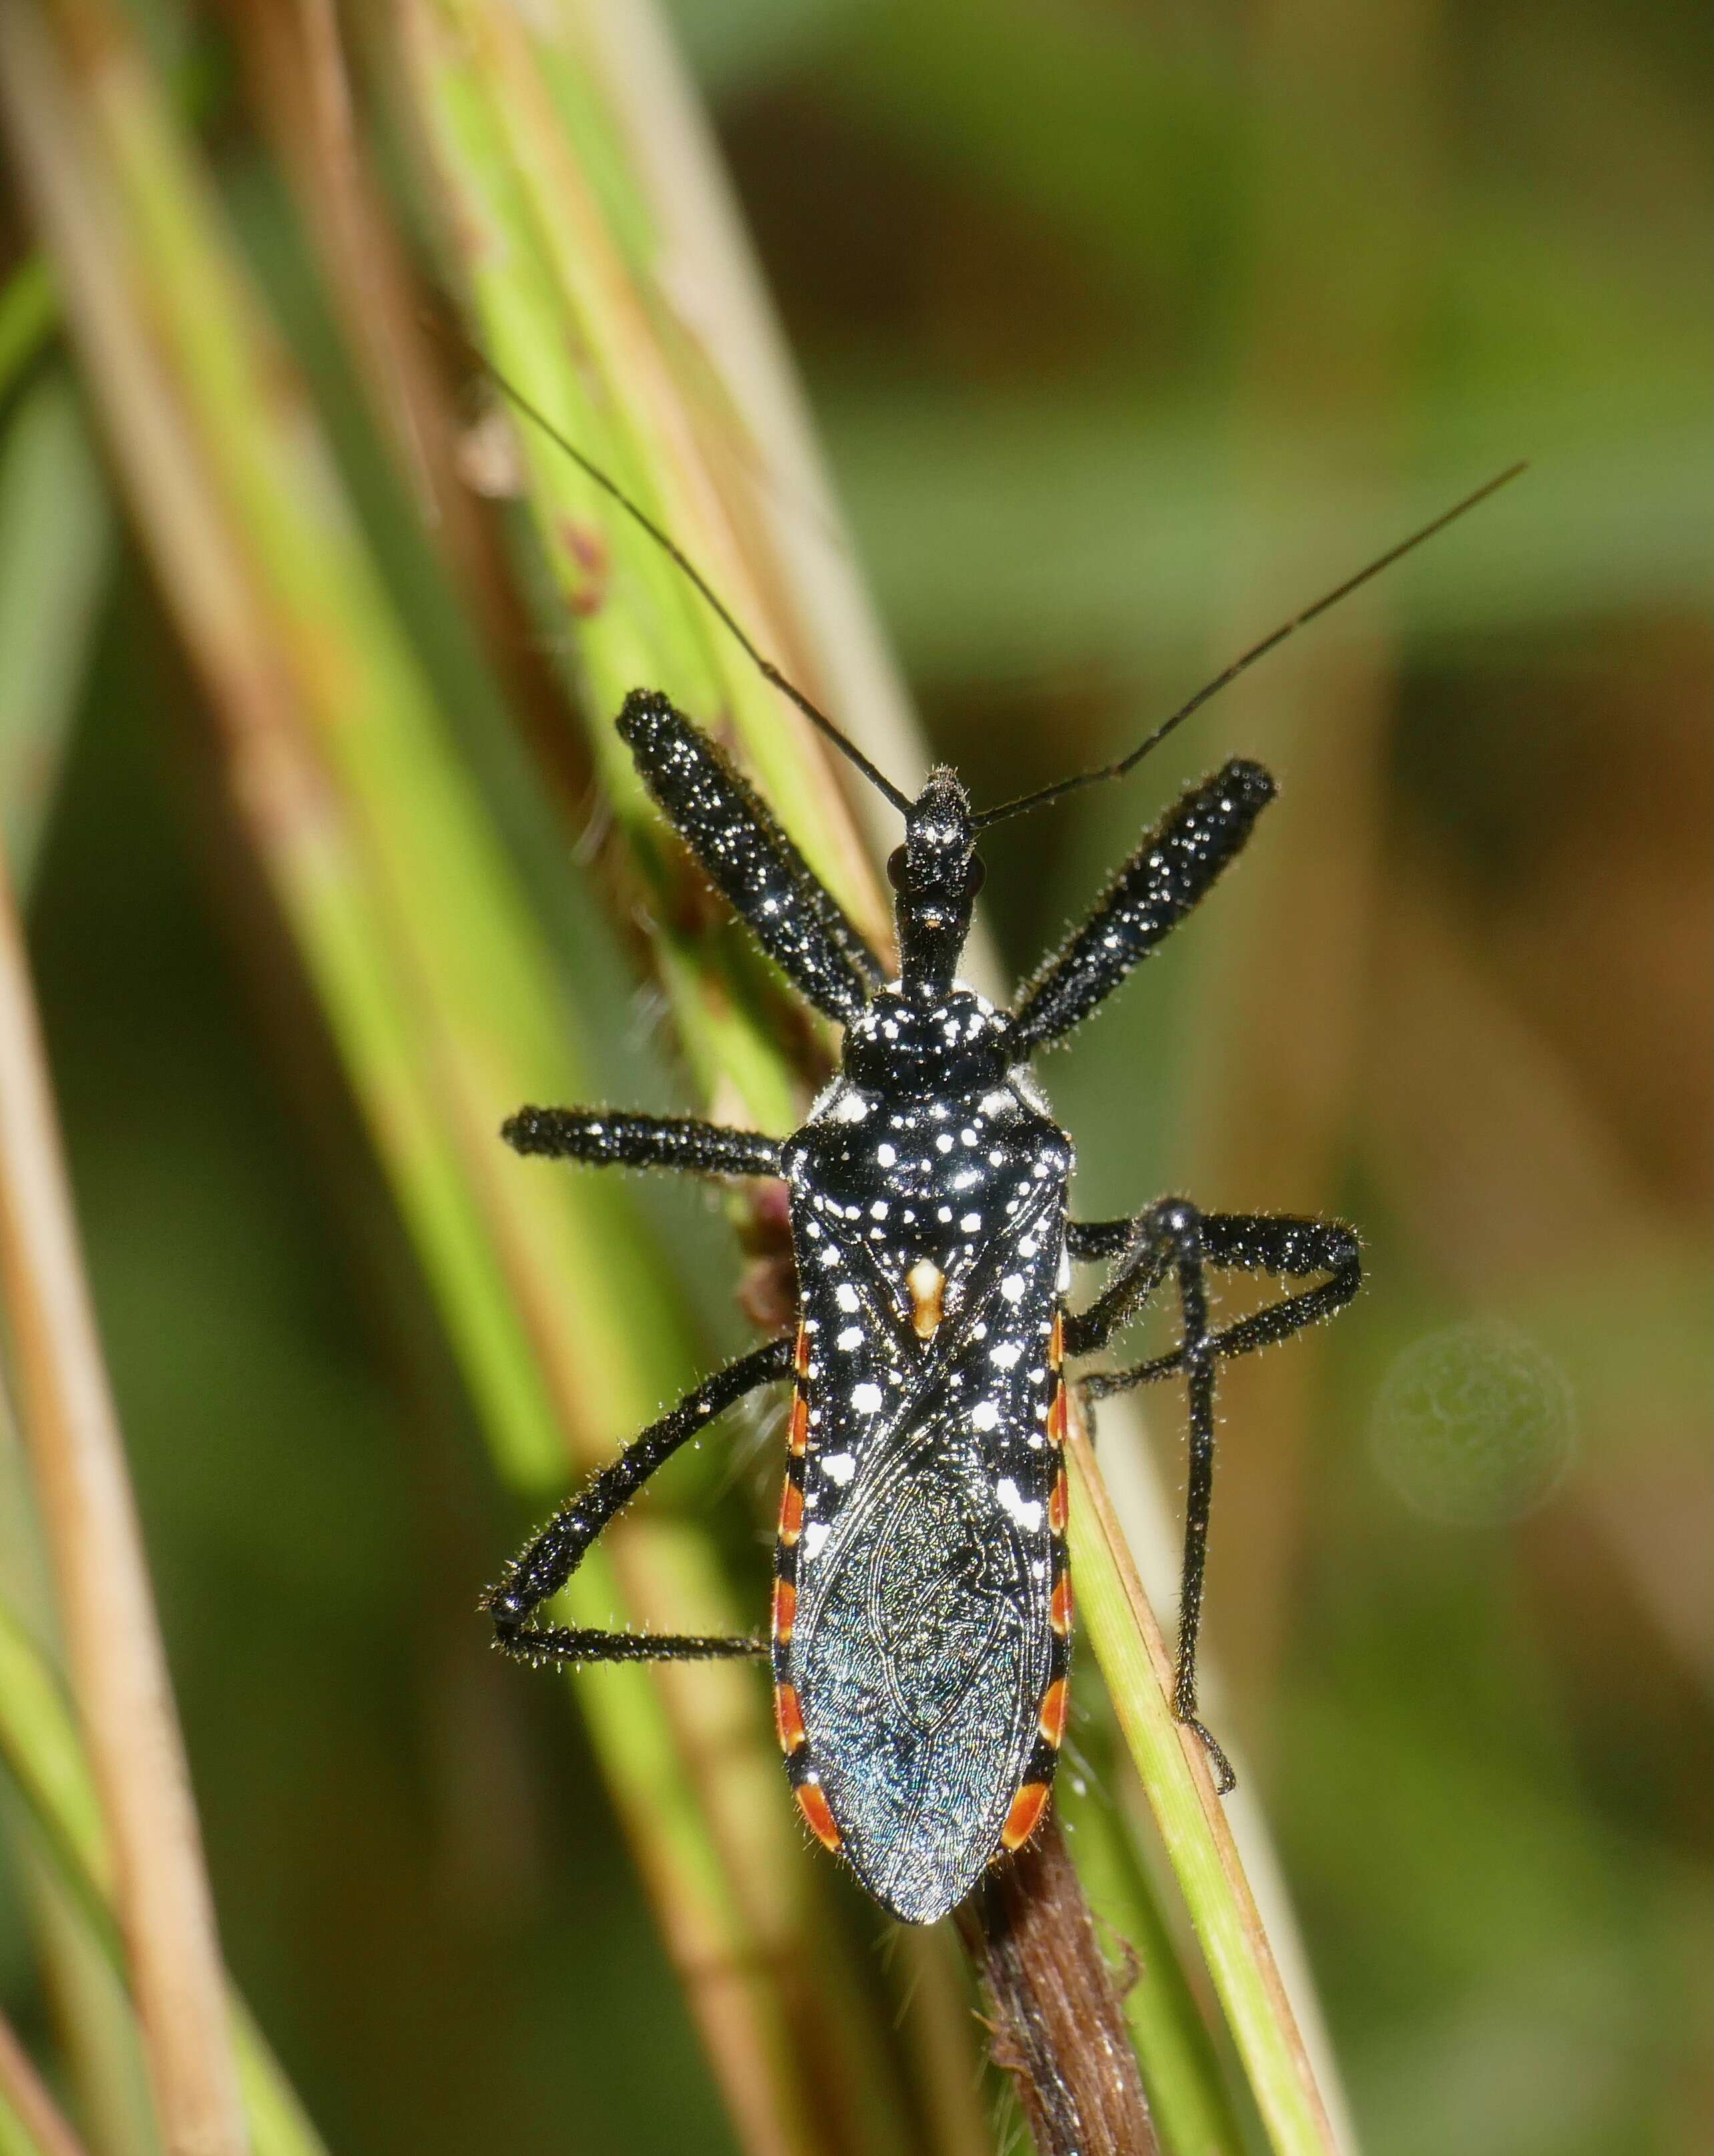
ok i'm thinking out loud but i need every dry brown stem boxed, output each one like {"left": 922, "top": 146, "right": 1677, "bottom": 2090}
{"left": 959, "top": 1816, "right": 1159, "bottom": 2156}
{"left": 0, "top": 845, "right": 248, "bottom": 2155}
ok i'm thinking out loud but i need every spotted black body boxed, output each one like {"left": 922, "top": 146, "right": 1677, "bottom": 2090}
{"left": 776, "top": 988, "right": 1072, "bottom": 1919}
{"left": 472, "top": 419, "right": 1529, "bottom": 1924}
{"left": 486, "top": 689, "right": 1363, "bottom": 1924}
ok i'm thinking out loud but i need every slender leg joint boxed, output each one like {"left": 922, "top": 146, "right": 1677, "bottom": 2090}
{"left": 483, "top": 1337, "right": 791, "bottom": 1668}
{"left": 1064, "top": 1198, "right": 1361, "bottom": 1795}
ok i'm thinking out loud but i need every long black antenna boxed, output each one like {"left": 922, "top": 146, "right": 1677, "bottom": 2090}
{"left": 486, "top": 370, "right": 913, "bottom": 815}
{"left": 974, "top": 462, "right": 1527, "bottom": 829}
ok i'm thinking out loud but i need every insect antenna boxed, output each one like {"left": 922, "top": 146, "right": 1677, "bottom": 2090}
{"left": 973, "top": 461, "right": 1527, "bottom": 829}
{"left": 484, "top": 367, "right": 913, "bottom": 815}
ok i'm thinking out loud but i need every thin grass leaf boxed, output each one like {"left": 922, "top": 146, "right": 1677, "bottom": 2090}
{"left": 0, "top": 1590, "right": 327, "bottom": 2156}
{"left": 1055, "top": 1743, "right": 1246, "bottom": 2156}
{"left": 0, "top": 817, "right": 247, "bottom": 2156}
{"left": 0, "top": 372, "right": 112, "bottom": 887}
{"left": 1066, "top": 1413, "right": 1342, "bottom": 2156}
{"left": 406, "top": 0, "right": 885, "bottom": 948}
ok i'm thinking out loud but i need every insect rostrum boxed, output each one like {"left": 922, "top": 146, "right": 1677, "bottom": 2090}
{"left": 485, "top": 687, "right": 1360, "bottom": 1926}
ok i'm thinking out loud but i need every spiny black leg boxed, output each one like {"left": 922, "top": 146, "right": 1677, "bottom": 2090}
{"left": 1076, "top": 1211, "right": 1361, "bottom": 1374}
{"left": 484, "top": 1335, "right": 793, "bottom": 1666}
{"left": 1062, "top": 1210, "right": 1175, "bottom": 1357}
{"left": 503, "top": 1106, "right": 781, "bottom": 1179}
{"left": 619, "top": 689, "right": 885, "bottom": 1022}
{"left": 1066, "top": 1217, "right": 1135, "bottom": 1261}
{"left": 1179, "top": 1344, "right": 1227, "bottom": 1788}
{"left": 1064, "top": 1203, "right": 1360, "bottom": 1793}
{"left": 1057, "top": 1199, "right": 1233, "bottom": 1787}
{"left": 1006, "top": 761, "right": 1275, "bottom": 1057}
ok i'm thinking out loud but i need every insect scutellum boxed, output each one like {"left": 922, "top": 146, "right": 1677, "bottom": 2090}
{"left": 483, "top": 385, "right": 1516, "bottom": 1920}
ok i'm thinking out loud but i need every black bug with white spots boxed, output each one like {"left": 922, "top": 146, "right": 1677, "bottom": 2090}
{"left": 481, "top": 418, "right": 1516, "bottom": 1922}
{"left": 779, "top": 987, "right": 1073, "bottom": 1920}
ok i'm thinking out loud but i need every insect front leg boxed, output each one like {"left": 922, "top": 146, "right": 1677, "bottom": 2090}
{"left": 1065, "top": 1203, "right": 1361, "bottom": 1792}
{"left": 1006, "top": 761, "right": 1276, "bottom": 1056}
{"left": 485, "top": 1336, "right": 793, "bottom": 1666}
{"left": 618, "top": 690, "right": 885, "bottom": 1022}
{"left": 503, "top": 1106, "right": 781, "bottom": 1179}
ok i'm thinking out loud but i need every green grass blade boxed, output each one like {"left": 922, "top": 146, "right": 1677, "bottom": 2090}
{"left": 1057, "top": 1734, "right": 1247, "bottom": 2156}
{"left": 0, "top": 373, "right": 112, "bottom": 889}
{"left": 1067, "top": 1417, "right": 1343, "bottom": 2156}
{"left": 0, "top": 1594, "right": 327, "bottom": 2156}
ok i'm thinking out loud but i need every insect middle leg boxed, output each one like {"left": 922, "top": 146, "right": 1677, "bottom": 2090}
{"left": 485, "top": 1335, "right": 794, "bottom": 1666}
{"left": 502, "top": 1106, "right": 781, "bottom": 1179}
{"left": 1064, "top": 1203, "right": 1360, "bottom": 1791}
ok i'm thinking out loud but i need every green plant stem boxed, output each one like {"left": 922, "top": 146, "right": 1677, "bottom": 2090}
{"left": 1066, "top": 1413, "right": 1341, "bottom": 2156}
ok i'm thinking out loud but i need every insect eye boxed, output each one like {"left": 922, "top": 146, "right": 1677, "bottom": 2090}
{"left": 886, "top": 845, "right": 909, "bottom": 891}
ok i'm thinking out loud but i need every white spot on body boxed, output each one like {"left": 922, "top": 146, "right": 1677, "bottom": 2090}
{"left": 990, "top": 1343, "right": 1022, "bottom": 1371}
{"left": 996, "top": 1478, "right": 1044, "bottom": 1532}
{"left": 876, "top": 1142, "right": 897, "bottom": 1166}
{"left": 835, "top": 1326, "right": 863, "bottom": 1350}
{"left": 802, "top": 1522, "right": 831, "bottom": 1560}
{"left": 972, "top": 1401, "right": 1000, "bottom": 1432}
{"left": 1001, "top": 1275, "right": 1026, "bottom": 1303}
{"left": 821, "top": 1453, "right": 856, "bottom": 1486}
{"left": 835, "top": 1283, "right": 860, "bottom": 1313}
{"left": 852, "top": 1383, "right": 883, "bottom": 1415}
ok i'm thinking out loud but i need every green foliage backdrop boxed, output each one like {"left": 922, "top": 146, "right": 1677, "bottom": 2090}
{"left": 0, "top": 1, "right": 1707, "bottom": 2153}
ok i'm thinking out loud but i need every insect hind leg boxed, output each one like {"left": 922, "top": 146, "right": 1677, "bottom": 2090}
{"left": 485, "top": 1335, "right": 793, "bottom": 1666}
{"left": 1069, "top": 1208, "right": 1361, "bottom": 1370}
{"left": 1063, "top": 1202, "right": 1361, "bottom": 1793}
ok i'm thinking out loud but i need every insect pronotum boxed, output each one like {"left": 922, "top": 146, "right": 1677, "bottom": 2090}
{"left": 482, "top": 399, "right": 1520, "bottom": 1923}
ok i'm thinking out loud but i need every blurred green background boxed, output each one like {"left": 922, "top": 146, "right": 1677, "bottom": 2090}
{"left": 1, "top": 1, "right": 1708, "bottom": 2152}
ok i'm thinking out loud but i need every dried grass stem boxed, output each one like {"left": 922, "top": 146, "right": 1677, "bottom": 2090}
{"left": 0, "top": 855, "right": 248, "bottom": 2155}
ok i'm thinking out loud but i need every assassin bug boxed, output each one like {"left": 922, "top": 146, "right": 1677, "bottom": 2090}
{"left": 483, "top": 407, "right": 1522, "bottom": 1924}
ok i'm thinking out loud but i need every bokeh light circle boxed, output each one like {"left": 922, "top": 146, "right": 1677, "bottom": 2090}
{"left": 1370, "top": 1321, "right": 1576, "bottom": 1526}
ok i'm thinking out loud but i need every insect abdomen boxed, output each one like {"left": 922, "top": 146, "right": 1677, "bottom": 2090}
{"left": 773, "top": 1086, "right": 1074, "bottom": 1922}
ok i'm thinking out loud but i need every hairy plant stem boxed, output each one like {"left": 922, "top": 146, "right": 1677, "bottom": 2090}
{"left": 959, "top": 1816, "right": 1159, "bottom": 2156}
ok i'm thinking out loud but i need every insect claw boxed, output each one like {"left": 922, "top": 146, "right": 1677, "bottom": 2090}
{"left": 1182, "top": 1713, "right": 1237, "bottom": 1795}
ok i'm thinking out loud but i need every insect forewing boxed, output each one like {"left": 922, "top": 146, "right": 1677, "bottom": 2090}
{"left": 776, "top": 1077, "right": 1073, "bottom": 1923}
